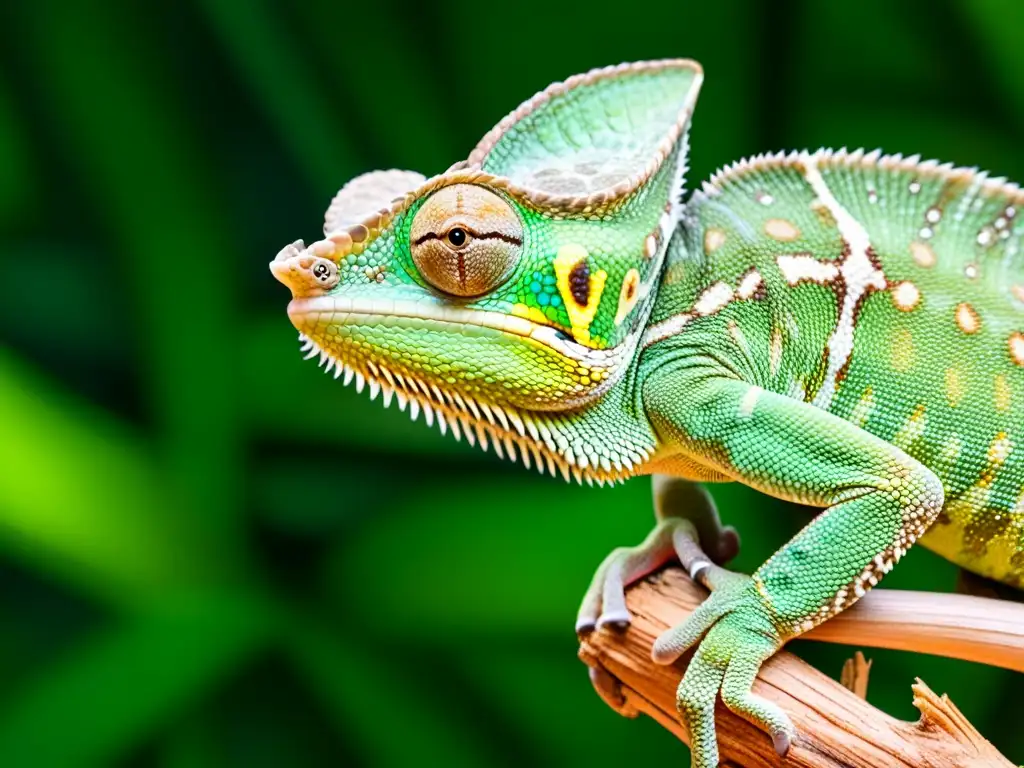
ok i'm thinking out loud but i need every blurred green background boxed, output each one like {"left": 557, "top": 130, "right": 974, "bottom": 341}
{"left": 0, "top": 0, "right": 1021, "bottom": 765}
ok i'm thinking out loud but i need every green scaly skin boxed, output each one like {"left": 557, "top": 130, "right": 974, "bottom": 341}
{"left": 269, "top": 60, "right": 1024, "bottom": 767}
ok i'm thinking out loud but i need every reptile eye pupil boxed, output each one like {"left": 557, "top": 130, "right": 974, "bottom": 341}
{"left": 313, "top": 263, "right": 329, "bottom": 279}
{"left": 447, "top": 228, "right": 467, "bottom": 247}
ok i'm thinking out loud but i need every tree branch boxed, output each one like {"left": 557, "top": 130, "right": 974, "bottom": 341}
{"left": 578, "top": 568, "right": 1022, "bottom": 767}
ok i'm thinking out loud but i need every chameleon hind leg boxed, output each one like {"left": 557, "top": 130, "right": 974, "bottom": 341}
{"left": 576, "top": 476, "right": 739, "bottom": 633}
{"left": 644, "top": 372, "right": 944, "bottom": 768}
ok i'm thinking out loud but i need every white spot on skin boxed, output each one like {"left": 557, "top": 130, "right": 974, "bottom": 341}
{"left": 693, "top": 281, "right": 735, "bottom": 316}
{"left": 919, "top": 226, "right": 934, "bottom": 240}
{"left": 978, "top": 228, "right": 995, "bottom": 247}
{"left": 803, "top": 152, "right": 887, "bottom": 409}
{"left": 641, "top": 313, "right": 692, "bottom": 347}
{"left": 737, "top": 269, "right": 763, "bottom": 299}
{"left": 910, "top": 241, "right": 936, "bottom": 267}
{"left": 909, "top": 180, "right": 922, "bottom": 195}
{"left": 739, "top": 385, "right": 762, "bottom": 417}
{"left": 964, "top": 263, "right": 979, "bottom": 280}
{"left": 756, "top": 191, "right": 774, "bottom": 206}
{"left": 765, "top": 218, "right": 801, "bottom": 241}
{"left": 867, "top": 189, "right": 878, "bottom": 204}
{"left": 644, "top": 234, "right": 658, "bottom": 258}
{"left": 776, "top": 254, "right": 840, "bottom": 285}
{"left": 956, "top": 302, "right": 980, "bottom": 334}
{"left": 704, "top": 228, "right": 726, "bottom": 254}
{"left": 925, "top": 207, "right": 942, "bottom": 224}
{"left": 1010, "top": 333, "right": 1024, "bottom": 366}
{"left": 891, "top": 281, "right": 921, "bottom": 311}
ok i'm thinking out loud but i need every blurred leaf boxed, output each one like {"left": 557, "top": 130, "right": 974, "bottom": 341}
{"left": 0, "top": 348, "right": 223, "bottom": 606}
{"left": 196, "top": 0, "right": 360, "bottom": 193}
{"left": 285, "top": 618, "right": 494, "bottom": 767}
{"left": 0, "top": 75, "right": 34, "bottom": 226}
{"left": 960, "top": 0, "right": 1024, "bottom": 127}
{"left": 21, "top": 0, "right": 245, "bottom": 551}
{"left": 0, "top": 593, "right": 272, "bottom": 766}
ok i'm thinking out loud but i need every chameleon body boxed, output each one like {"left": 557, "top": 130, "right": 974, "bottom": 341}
{"left": 269, "top": 60, "right": 1024, "bottom": 767}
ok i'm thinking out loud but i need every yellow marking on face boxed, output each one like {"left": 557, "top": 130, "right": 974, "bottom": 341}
{"left": 704, "top": 227, "right": 726, "bottom": 254}
{"left": 614, "top": 268, "right": 641, "bottom": 325}
{"left": 945, "top": 366, "right": 965, "bottom": 406}
{"left": 890, "top": 281, "right": 921, "bottom": 312}
{"left": 909, "top": 240, "right": 936, "bottom": 268}
{"left": 893, "top": 404, "right": 926, "bottom": 450}
{"left": 955, "top": 302, "right": 980, "bottom": 334}
{"left": 764, "top": 218, "right": 801, "bottom": 242}
{"left": 1010, "top": 332, "right": 1024, "bottom": 366}
{"left": 850, "top": 386, "right": 874, "bottom": 427}
{"left": 995, "top": 374, "right": 1012, "bottom": 412}
{"left": 891, "top": 328, "right": 915, "bottom": 373}
{"left": 553, "top": 244, "right": 607, "bottom": 346}
{"left": 511, "top": 302, "right": 555, "bottom": 327}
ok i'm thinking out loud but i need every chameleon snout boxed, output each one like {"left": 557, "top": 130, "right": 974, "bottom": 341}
{"left": 269, "top": 238, "right": 340, "bottom": 298}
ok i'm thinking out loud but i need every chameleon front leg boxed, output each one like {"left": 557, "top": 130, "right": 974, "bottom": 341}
{"left": 576, "top": 476, "right": 739, "bottom": 632}
{"left": 644, "top": 369, "right": 944, "bottom": 768}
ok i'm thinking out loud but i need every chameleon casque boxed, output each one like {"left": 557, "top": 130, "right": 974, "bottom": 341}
{"left": 269, "top": 60, "right": 1024, "bottom": 766}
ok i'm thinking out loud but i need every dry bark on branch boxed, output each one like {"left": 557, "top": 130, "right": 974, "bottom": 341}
{"left": 578, "top": 568, "right": 1023, "bottom": 768}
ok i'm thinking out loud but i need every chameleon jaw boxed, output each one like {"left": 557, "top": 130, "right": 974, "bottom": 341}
{"left": 292, "top": 329, "right": 652, "bottom": 486}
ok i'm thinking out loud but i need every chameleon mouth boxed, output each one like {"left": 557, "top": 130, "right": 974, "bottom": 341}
{"left": 288, "top": 328, "right": 651, "bottom": 485}
{"left": 286, "top": 295, "right": 628, "bottom": 369}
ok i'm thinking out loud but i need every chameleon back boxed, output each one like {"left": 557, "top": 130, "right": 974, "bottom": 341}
{"left": 649, "top": 149, "right": 1024, "bottom": 587}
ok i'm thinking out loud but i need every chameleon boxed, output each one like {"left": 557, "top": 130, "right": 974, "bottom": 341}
{"left": 269, "top": 59, "right": 1024, "bottom": 767}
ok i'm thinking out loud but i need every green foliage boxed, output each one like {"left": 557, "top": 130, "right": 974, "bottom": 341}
{"left": 0, "top": 0, "right": 1020, "bottom": 764}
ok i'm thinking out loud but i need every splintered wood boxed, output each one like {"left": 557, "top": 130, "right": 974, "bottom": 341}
{"left": 577, "top": 568, "right": 1018, "bottom": 768}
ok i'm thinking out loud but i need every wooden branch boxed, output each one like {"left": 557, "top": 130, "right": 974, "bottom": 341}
{"left": 578, "top": 568, "right": 1021, "bottom": 768}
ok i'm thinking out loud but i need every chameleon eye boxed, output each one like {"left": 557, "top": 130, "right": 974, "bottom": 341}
{"left": 446, "top": 227, "right": 468, "bottom": 248}
{"left": 410, "top": 184, "right": 523, "bottom": 297}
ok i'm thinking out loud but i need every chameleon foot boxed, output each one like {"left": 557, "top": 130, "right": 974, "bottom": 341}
{"left": 576, "top": 477, "right": 740, "bottom": 634}
{"left": 652, "top": 573, "right": 795, "bottom": 768}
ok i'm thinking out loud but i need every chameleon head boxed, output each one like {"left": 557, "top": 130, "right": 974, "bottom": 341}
{"left": 270, "top": 60, "right": 702, "bottom": 467}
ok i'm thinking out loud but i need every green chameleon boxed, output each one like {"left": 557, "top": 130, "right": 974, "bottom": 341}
{"left": 269, "top": 59, "right": 1024, "bottom": 767}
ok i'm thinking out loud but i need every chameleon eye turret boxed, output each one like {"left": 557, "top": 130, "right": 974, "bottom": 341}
{"left": 409, "top": 184, "right": 523, "bottom": 297}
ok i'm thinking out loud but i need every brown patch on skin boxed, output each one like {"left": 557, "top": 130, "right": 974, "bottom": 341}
{"left": 568, "top": 260, "right": 590, "bottom": 306}
{"left": 804, "top": 345, "right": 832, "bottom": 403}
{"left": 865, "top": 246, "right": 884, "bottom": 272}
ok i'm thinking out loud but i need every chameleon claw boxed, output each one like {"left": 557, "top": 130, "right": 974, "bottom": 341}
{"left": 594, "top": 610, "right": 631, "bottom": 632}
{"left": 773, "top": 728, "right": 794, "bottom": 757}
